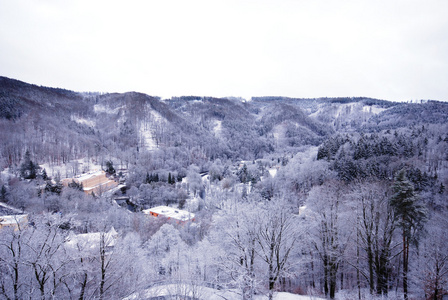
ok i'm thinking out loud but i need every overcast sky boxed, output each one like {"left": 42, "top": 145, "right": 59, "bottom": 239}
{"left": 1, "top": 0, "right": 447, "bottom": 101}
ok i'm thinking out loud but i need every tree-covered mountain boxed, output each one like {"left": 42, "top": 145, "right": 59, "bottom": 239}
{"left": 1, "top": 76, "right": 448, "bottom": 300}
{"left": 1, "top": 76, "right": 423, "bottom": 170}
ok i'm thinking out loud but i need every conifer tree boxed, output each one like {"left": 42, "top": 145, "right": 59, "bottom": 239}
{"left": 41, "top": 168, "right": 48, "bottom": 180}
{"left": 20, "top": 150, "right": 38, "bottom": 179}
{"left": 389, "top": 169, "right": 427, "bottom": 300}
{"left": 0, "top": 185, "right": 7, "bottom": 202}
{"left": 105, "top": 160, "right": 115, "bottom": 175}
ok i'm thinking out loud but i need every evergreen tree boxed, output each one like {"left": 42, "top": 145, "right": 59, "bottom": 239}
{"left": 238, "top": 164, "right": 248, "bottom": 183}
{"left": 45, "top": 181, "right": 63, "bottom": 195}
{"left": 105, "top": 160, "right": 115, "bottom": 175}
{"left": 41, "top": 168, "right": 48, "bottom": 180}
{"left": 0, "top": 185, "right": 7, "bottom": 202}
{"left": 20, "top": 150, "right": 38, "bottom": 179}
{"left": 68, "top": 180, "right": 84, "bottom": 191}
{"left": 389, "top": 169, "right": 427, "bottom": 300}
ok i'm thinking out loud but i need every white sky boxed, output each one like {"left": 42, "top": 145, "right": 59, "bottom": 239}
{"left": 1, "top": 0, "right": 447, "bottom": 101}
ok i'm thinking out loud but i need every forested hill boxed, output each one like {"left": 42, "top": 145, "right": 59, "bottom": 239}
{"left": 2, "top": 76, "right": 448, "bottom": 299}
{"left": 2, "top": 75, "right": 448, "bottom": 169}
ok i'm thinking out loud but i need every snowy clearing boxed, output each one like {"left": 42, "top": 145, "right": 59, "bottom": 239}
{"left": 70, "top": 115, "right": 96, "bottom": 127}
{"left": 93, "top": 103, "right": 124, "bottom": 114}
{"left": 123, "top": 284, "right": 324, "bottom": 300}
{"left": 213, "top": 119, "right": 223, "bottom": 137}
{"left": 362, "top": 105, "right": 386, "bottom": 114}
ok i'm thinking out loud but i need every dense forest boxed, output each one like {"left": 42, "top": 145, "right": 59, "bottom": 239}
{"left": 1, "top": 76, "right": 448, "bottom": 300}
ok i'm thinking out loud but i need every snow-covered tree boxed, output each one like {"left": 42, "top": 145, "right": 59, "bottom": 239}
{"left": 390, "top": 169, "right": 427, "bottom": 300}
{"left": 305, "top": 181, "right": 352, "bottom": 299}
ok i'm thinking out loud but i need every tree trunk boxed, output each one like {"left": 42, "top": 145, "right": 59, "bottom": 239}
{"left": 403, "top": 233, "right": 409, "bottom": 300}
{"left": 323, "top": 257, "right": 329, "bottom": 297}
{"left": 78, "top": 272, "right": 88, "bottom": 300}
{"left": 268, "top": 277, "right": 275, "bottom": 300}
{"left": 330, "top": 263, "right": 337, "bottom": 299}
{"left": 357, "top": 241, "right": 361, "bottom": 300}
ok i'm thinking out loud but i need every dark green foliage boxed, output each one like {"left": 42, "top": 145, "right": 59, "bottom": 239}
{"left": 20, "top": 150, "right": 39, "bottom": 179}
{"left": 0, "top": 185, "right": 7, "bottom": 201}
{"left": 317, "top": 135, "right": 348, "bottom": 161}
{"left": 407, "top": 167, "right": 436, "bottom": 192}
{"left": 105, "top": 160, "right": 115, "bottom": 175}
{"left": 45, "top": 180, "right": 63, "bottom": 195}
{"left": 390, "top": 169, "right": 427, "bottom": 239}
{"left": 145, "top": 172, "right": 162, "bottom": 184}
{"left": 366, "top": 101, "right": 448, "bottom": 131}
{"left": 178, "top": 198, "right": 186, "bottom": 209}
{"left": 41, "top": 168, "right": 49, "bottom": 180}
{"left": 439, "top": 183, "right": 445, "bottom": 194}
{"left": 68, "top": 180, "right": 84, "bottom": 191}
{"left": 168, "top": 172, "right": 175, "bottom": 184}
{"left": 0, "top": 91, "right": 22, "bottom": 120}
{"left": 389, "top": 169, "right": 427, "bottom": 300}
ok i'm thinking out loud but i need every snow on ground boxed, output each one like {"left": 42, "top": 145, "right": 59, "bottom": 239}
{"left": 254, "top": 292, "right": 323, "bottom": 300}
{"left": 309, "top": 102, "right": 387, "bottom": 120}
{"left": 93, "top": 104, "right": 124, "bottom": 114}
{"left": 213, "top": 119, "right": 222, "bottom": 137}
{"left": 268, "top": 167, "right": 278, "bottom": 178}
{"left": 123, "top": 284, "right": 324, "bottom": 300}
{"left": 362, "top": 105, "right": 386, "bottom": 114}
{"left": 273, "top": 123, "right": 287, "bottom": 146}
{"left": 40, "top": 158, "right": 102, "bottom": 180}
{"left": 138, "top": 110, "right": 165, "bottom": 151}
{"left": 70, "top": 115, "right": 96, "bottom": 127}
{"left": 138, "top": 120, "right": 158, "bottom": 151}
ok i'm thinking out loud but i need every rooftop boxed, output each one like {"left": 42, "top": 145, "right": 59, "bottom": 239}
{"left": 0, "top": 214, "right": 28, "bottom": 225}
{"left": 75, "top": 170, "right": 106, "bottom": 182}
{"left": 65, "top": 227, "right": 118, "bottom": 251}
{"left": 143, "top": 206, "right": 195, "bottom": 222}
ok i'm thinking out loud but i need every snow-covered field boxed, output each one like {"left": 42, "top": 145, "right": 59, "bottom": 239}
{"left": 124, "top": 284, "right": 410, "bottom": 300}
{"left": 123, "top": 284, "right": 324, "bottom": 300}
{"left": 39, "top": 158, "right": 102, "bottom": 180}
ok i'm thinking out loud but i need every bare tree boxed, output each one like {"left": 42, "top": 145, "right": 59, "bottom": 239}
{"left": 348, "top": 180, "right": 398, "bottom": 295}
{"left": 25, "top": 215, "right": 71, "bottom": 300}
{"left": 305, "top": 181, "right": 351, "bottom": 299}
{"left": 255, "top": 200, "right": 298, "bottom": 300}
{"left": 0, "top": 220, "right": 28, "bottom": 300}
{"left": 416, "top": 212, "right": 448, "bottom": 300}
{"left": 224, "top": 204, "right": 260, "bottom": 300}
{"left": 223, "top": 200, "right": 298, "bottom": 300}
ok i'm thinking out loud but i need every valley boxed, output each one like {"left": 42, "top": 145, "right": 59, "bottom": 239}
{"left": 1, "top": 76, "right": 448, "bottom": 300}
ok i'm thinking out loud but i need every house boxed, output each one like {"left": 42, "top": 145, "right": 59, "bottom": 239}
{"left": 0, "top": 214, "right": 29, "bottom": 231}
{"left": 142, "top": 206, "right": 195, "bottom": 223}
{"left": 65, "top": 227, "right": 118, "bottom": 254}
{"left": 62, "top": 170, "right": 118, "bottom": 195}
